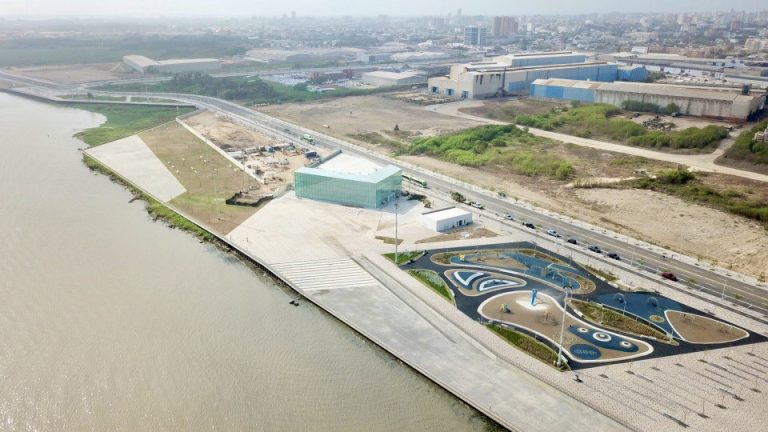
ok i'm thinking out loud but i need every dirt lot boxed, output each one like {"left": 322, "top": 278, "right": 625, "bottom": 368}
{"left": 139, "top": 122, "right": 265, "bottom": 235}
{"left": 258, "top": 94, "right": 483, "bottom": 148}
{"left": 459, "top": 98, "right": 565, "bottom": 121}
{"left": 185, "top": 111, "right": 278, "bottom": 150}
{"left": 3, "top": 62, "right": 138, "bottom": 84}
{"left": 572, "top": 188, "right": 768, "bottom": 277}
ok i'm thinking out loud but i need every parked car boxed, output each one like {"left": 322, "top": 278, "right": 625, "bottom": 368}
{"left": 588, "top": 245, "right": 602, "bottom": 253}
{"left": 546, "top": 229, "right": 561, "bottom": 238}
{"left": 523, "top": 222, "right": 536, "bottom": 229}
{"left": 661, "top": 272, "right": 678, "bottom": 282}
{"left": 503, "top": 213, "right": 514, "bottom": 221}
{"left": 470, "top": 202, "right": 484, "bottom": 209}
{"left": 567, "top": 238, "right": 578, "bottom": 245}
{"left": 607, "top": 252, "right": 621, "bottom": 260}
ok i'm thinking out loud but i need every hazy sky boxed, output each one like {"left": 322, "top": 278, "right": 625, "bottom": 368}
{"left": 0, "top": 0, "right": 762, "bottom": 17}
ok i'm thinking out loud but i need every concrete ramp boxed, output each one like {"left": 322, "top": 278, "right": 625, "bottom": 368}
{"left": 86, "top": 135, "right": 186, "bottom": 202}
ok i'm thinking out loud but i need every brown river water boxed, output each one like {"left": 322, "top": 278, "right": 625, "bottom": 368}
{"left": 0, "top": 93, "right": 491, "bottom": 431}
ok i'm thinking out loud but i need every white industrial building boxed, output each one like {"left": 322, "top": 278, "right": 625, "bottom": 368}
{"left": 360, "top": 71, "right": 427, "bottom": 87}
{"left": 421, "top": 207, "right": 473, "bottom": 232}
{"left": 530, "top": 78, "right": 766, "bottom": 122}
{"left": 427, "top": 51, "right": 628, "bottom": 99}
{"left": 122, "top": 55, "right": 222, "bottom": 74}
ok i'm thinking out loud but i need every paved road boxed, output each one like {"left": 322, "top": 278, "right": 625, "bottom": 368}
{"left": 2, "top": 71, "right": 765, "bottom": 323}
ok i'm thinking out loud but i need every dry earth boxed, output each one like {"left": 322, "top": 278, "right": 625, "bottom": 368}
{"left": 258, "top": 94, "right": 483, "bottom": 143}
{"left": 4, "top": 62, "right": 138, "bottom": 84}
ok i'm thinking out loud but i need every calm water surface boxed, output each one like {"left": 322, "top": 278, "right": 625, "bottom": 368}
{"left": 0, "top": 93, "right": 490, "bottom": 431}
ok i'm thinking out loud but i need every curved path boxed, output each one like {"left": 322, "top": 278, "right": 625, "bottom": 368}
{"left": 428, "top": 100, "right": 768, "bottom": 183}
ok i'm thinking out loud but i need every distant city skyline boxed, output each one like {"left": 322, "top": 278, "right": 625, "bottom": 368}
{"left": 0, "top": 0, "right": 765, "bottom": 18}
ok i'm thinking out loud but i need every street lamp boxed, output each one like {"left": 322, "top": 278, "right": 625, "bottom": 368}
{"left": 394, "top": 202, "right": 399, "bottom": 265}
{"left": 556, "top": 284, "right": 573, "bottom": 369}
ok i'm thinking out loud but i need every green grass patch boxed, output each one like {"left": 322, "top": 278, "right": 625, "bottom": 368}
{"left": 724, "top": 119, "right": 768, "bottom": 165}
{"left": 72, "top": 104, "right": 194, "bottom": 146}
{"left": 487, "top": 324, "right": 568, "bottom": 370}
{"left": 383, "top": 250, "right": 424, "bottom": 265}
{"left": 629, "top": 169, "right": 768, "bottom": 224}
{"left": 585, "top": 265, "right": 618, "bottom": 282}
{"left": 515, "top": 103, "right": 728, "bottom": 151}
{"left": 83, "top": 155, "right": 214, "bottom": 242}
{"left": 408, "top": 124, "right": 574, "bottom": 180}
{"left": 94, "top": 72, "right": 408, "bottom": 105}
{"left": 407, "top": 269, "right": 454, "bottom": 303}
{"left": 570, "top": 299, "right": 675, "bottom": 343}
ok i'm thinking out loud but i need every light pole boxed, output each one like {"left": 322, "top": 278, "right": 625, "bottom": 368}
{"left": 394, "top": 202, "right": 399, "bottom": 265}
{"left": 721, "top": 276, "right": 727, "bottom": 300}
{"left": 556, "top": 285, "right": 572, "bottom": 369}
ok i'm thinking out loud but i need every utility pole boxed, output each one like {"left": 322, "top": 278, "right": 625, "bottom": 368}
{"left": 557, "top": 285, "right": 571, "bottom": 369}
{"left": 394, "top": 202, "right": 399, "bottom": 265}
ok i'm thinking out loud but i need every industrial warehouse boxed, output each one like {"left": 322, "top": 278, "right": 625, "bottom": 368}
{"left": 360, "top": 71, "right": 427, "bottom": 87}
{"left": 530, "top": 78, "right": 766, "bottom": 122}
{"left": 294, "top": 152, "right": 401, "bottom": 208}
{"left": 122, "top": 55, "right": 222, "bottom": 74}
{"left": 427, "top": 51, "right": 647, "bottom": 99}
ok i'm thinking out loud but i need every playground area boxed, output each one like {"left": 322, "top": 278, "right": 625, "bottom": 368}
{"left": 402, "top": 242, "right": 764, "bottom": 370}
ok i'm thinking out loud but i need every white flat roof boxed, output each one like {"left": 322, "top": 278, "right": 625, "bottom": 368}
{"left": 123, "top": 55, "right": 158, "bottom": 67}
{"left": 317, "top": 153, "right": 384, "bottom": 176}
{"left": 362, "top": 71, "right": 421, "bottom": 79}
{"left": 158, "top": 58, "right": 220, "bottom": 65}
{"left": 422, "top": 207, "right": 472, "bottom": 221}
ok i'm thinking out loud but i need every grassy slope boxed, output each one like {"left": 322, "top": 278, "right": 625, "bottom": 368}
{"left": 72, "top": 104, "right": 194, "bottom": 146}
{"left": 407, "top": 269, "right": 454, "bottom": 303}
{"left": 407, "top": 124, "right": 575, "bottom": 180}
{"left": 487, "top": 324, "right": 567, "bottom": 370}
{"left": 514, "top": 103, "right": 729, "bottom": 152}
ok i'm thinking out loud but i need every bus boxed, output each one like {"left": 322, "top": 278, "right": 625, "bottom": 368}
{"left": 402, "top": 173, "right": 428, "bottom": 188}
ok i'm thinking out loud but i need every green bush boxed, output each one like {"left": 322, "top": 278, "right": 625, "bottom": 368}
{"left": 724, "top": 119, "right": 768, "bottom": 165}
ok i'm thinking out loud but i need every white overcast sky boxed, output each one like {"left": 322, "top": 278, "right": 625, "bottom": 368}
{"left": 0, "top": 0, "right": 762, "bottom": 17}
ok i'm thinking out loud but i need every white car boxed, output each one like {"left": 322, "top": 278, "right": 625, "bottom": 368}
{"left": 546, "top": 229, "right": 561, "bottom": 237}
{"left": 470, "top": 202, "right": 484, "bottom": 209}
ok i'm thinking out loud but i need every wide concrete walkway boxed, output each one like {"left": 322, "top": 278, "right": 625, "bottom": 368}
{"left": 86, "top": 135, "right": 186, "bottom": 201}
{"left": 269, "top": 256, "right": 629, "bottom": 432}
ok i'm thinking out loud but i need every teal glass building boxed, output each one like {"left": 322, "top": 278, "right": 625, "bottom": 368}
{"left": 294, "top": 155, "right": 401, "bottom": 208}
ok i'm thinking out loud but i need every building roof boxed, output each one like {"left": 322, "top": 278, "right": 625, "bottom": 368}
{"left": 123, "top": 55, "right": 159, "bottom": 67}
{"left": 464, "top": 61, "right": 611, "bottom": 74}
{"left": 532, "top": 78, "right": 759, "bottom": 103}
{"left": 297, "top": 153, "right": 401, "bottom": 184}
{"left": 157, "top": 58, "right": 220, "bottom": 65}
{"left": 362, "top": 71, "right": 422, "bottom": 80}
{"left": 422, "top": 207, "right": 472, "bottom": 221}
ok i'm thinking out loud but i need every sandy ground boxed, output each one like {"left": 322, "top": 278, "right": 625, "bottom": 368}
{"left": 572, "top": 188, "right": 768, "bottom": 277}
{"left": 3, "top": 62, "right": 138, "bottom": 84}
{"left": 185, "top": 111, "right": 278, "bottom": 150}
{"left": 666, "top": 310, "right": 749, "bottom": 344}
{"left": 258, "top": 94, "right": 484, "bottom": 144}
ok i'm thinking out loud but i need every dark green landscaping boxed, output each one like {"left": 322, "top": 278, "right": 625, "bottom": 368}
{"left": 95, "top": 72, "right": 407, "bottom": 105}
{"left": 628, "top": 169, "right": 768, "bottom": 224}
{"left": 407, "top": 269, "right": 454, "bottom": 303}
{"left": 724, "top": 119, "right": 768, "bottom": 165}
{"left": 487, "top": 324, "right": 567, "bottom": 370}
{"left": 570, "top": 299, "right": 673, "bottom": 343}
{"left": 0, "top": 35, "right": 249, "bottom": 67}
{"left": 514, "top": 103, "right": 729, "bottom": 151}
{"left": 408, "top": 124, "right": 575, "bottom": 180}
{"left": 72, "top": 104, "right": 194, "bottom": 146}
{"left": 384, "top": 251, "right": 425, "bottom": 265}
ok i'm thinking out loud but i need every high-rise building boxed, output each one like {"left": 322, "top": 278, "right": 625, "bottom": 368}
{"left": 491, "top": 16, "right": 517, "bottom": 37}
{"left": 463, "top": 26, "right": 487, "bottom": 47}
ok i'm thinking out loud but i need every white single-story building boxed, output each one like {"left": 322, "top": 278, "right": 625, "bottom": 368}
{"left": 421, "top": 207, "right": 473, "bottom": 232}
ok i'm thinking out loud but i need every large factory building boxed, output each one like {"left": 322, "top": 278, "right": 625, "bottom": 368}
{"left": 123, "top": 55, "right": 222, "bottom": 75}
{"left": 427, "top": 51, "right": 646, "bottom": 99}
{"left": 530, "top": 78, "right": 766, "bottom": 122}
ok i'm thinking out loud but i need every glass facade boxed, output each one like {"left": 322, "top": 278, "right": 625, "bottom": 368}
{"left": 294, "top": 165, "right": 402, "bottom": 208}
